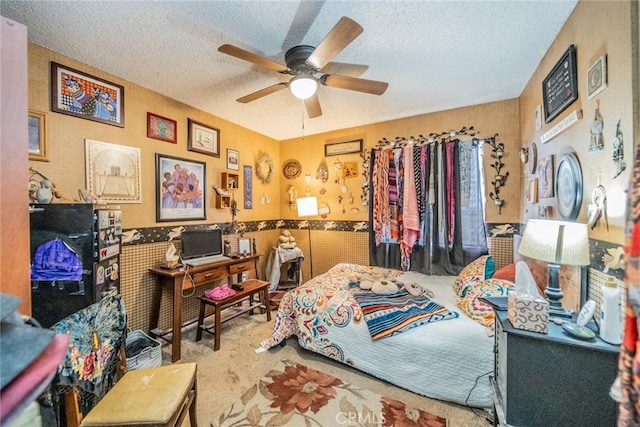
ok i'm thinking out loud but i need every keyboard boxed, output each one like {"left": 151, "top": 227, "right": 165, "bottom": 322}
{"left": 182, "top": 254, "right": 230, "bottom": 266}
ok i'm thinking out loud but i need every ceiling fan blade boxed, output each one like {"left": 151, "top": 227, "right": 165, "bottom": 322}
{"left": 218, "top": 44, "right": 290, "bottom": 73}
{"left": 237, "top": 83, "right": 288, "bottom": 103}
{"left": 304, "top": 93, "right": 322, "bottom": 118}
{"left": 306, "top": 17, "right": 363, "bottom": 70}
{"left": 322, "top": 74, "right": 388, "bottom": 95}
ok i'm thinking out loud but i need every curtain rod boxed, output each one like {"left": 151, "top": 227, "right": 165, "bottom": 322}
{"left": 374, "top": 127, "right": 499, "bottom": 150}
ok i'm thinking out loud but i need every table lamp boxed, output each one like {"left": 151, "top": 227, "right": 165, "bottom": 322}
{"left": 517, "top": 219, "right": 590, "bottom": 318}
{"left": 297, "top": 196, "right": 318, "bottom": 278}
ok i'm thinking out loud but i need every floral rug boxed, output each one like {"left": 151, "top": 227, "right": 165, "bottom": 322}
{"left": 211, "top": 359, "right": 448, "bottom": 427}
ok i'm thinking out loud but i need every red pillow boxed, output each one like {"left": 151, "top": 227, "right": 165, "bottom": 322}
{"left": 492, "top": 264, "right": 516, "bottom": 281}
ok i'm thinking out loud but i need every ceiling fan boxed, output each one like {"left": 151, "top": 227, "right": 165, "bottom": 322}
{"left": 218, "top": 16, "right": 389, "bottom": 118}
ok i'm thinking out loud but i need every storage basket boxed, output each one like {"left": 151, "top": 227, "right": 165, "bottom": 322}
{"left": 125, "top": 330, "right": 161, "bottom": 370}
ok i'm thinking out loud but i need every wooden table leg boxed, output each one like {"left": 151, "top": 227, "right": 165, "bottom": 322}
{"left": 171, "top": 276, "right": 183, "bottom": 362}
{"left": 149, "top": 276, "right": 163, "bottom": 334}
{"left": 264, "top": 288, "right": 271, "bottom": 321}
{"left": 195, "top": 300, "right": 206, "bottom": 342}
{"left": 214, "top": 303, "right": 221, "bottom": 351}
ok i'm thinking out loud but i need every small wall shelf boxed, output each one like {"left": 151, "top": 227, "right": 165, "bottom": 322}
{"left": 222, "top": 172, "right": 239, "bottom": 191}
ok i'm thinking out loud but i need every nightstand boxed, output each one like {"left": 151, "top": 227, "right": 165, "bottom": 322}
{"left": 492, "top": 309, "right": 619, "bottom": 426}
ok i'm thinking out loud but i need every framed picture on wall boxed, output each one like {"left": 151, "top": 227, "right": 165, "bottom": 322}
{"left": 51, "top": 62, "right": 124, "bottom": 127}
{"left": 28, "top": 110, "right": 48, "bottom": 162}
{"left": 527, "top": 178, "right": 538, "bottom": 204}
{"left": 542, "top": 45, "right": 578, "bottom": 123}
{"left": 587, "top": 54, "right": 607, "bottom": 99}
{"left": 147, "top": 112, "right": 177, "bottom": 143}
{"left": 155, "top": 153, "right": 206, "bottom": 222}
{"left": 85, "top": 139, "right": 141, "bottom": 203}
{"left": 187, "top": 118, "right": 220, "bottom": 157}
{"left": 537, "top": 155, "right": 555, "bottom": 198}
{"left": 227, "top": 149, "right": 239, "bottom": 170}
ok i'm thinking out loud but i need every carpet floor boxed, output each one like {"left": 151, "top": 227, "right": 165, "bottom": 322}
{"left": 160, "top": 313, "right": 492, "bottom": 427}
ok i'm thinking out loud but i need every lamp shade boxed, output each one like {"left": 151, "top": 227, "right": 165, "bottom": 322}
{"left": 289, "top": 75, "right": 318, "bottom": 99}
{"left": 518, "top": 219, "right": 590, "bottom": 266}
{"left": 296, "top": 196, "right": 318, "bottom": 217}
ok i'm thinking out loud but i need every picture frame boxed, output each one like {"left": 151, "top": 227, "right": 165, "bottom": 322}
{"left": 51, "top": 62, "right": 124, "bottom": 127}
{"left": 527, "top": 178, "right": 538, "bottom": 204}
{"left": 325, "top": 139, "right": 363, "bottom": 156}
{"left": 147, "top": 112, "right": 177, "bottom": 143}
{"left": 28, "top": 110, "right": 48, "bottom": 162}
{"left": 537, "top": 155, "right": 555, "bottom": 198}
{"left": 187, "top": 118, "right": 220, "bottom": 157}
{"left": 85, "top": 139, "right": 142, "bottom": 203}
{"left": 542, "top": 45, "right": 578, "bottom": 123}
{"left": 227, "top": 149, "right": 239, "bottom": 170}
{"left": 238, "top": 238, "right": 251, "bottom": 255}
{"left": 587, "top": 54, "right": 607, "bottom": 99}
{"left": 243, "top": 165, "right": 253, "bottom": 209}
{"left": 155, "top": 153, "right": 206, "bottom": 222}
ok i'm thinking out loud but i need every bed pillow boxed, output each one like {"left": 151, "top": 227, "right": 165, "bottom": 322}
{"left": 453, "top": 255, "right": 495, "bottom": 297}
{"left": 456, "top": 278, "right": 513, "bottom": 330}
{"left": 492, "top": 263, "right": 516, "bottom": 281}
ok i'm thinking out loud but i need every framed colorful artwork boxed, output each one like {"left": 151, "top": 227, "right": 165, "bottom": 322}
{"left": 243, "top": 165, "right": 253, "bottom": 209}
{"left": 227, "top": 149, "right": 239, "bottom": 170}
{"left": 84, "top": 139, "right": 141, "bottom": 203}
{"left": 537, "top": 155, "right": 555, "bottom": 198}
{"left": 147, "top": 112, "right": 177, "bottom": 143}
{"left": 51, "top": 62, "right": 124, "bottom": 127}
{"left": 28, "top": 110, "right": 48, "bottom": 161}
{"left": 187, "top": 118, "right": 220, "bottom": 157}
{"left": 155, "top": 154, "right": 206, "bottom": 222}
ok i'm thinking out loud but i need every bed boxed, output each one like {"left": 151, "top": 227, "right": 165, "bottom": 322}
{"left": 260, "top": 263, "right": 494, "bottom": 409}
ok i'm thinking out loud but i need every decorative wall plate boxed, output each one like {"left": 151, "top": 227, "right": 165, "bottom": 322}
{"left": 282, "top": 159, "right": 301, "bottom": 179}
{"left": 556, "top": 152, "right": 583, "bottom": 221}
{"left": 529, "top": 143, "right": 538, "bottom": 174}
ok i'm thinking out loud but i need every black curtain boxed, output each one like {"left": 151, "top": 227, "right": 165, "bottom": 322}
{"left": 368, "top": 141, "right": 488, "bottom": 275}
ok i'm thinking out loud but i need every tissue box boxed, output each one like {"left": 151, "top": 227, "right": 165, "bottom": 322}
{"left": 507, "top": 291, "right": 549, "bottom": 333}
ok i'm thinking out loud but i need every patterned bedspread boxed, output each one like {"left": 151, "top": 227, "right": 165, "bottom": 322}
{"left": 260, "top": 263, "right": 494, "bottom": 409}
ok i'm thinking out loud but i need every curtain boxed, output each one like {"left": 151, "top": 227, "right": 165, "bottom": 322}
{"left": 368, "top": 140, "right": 488, "bottom": 276}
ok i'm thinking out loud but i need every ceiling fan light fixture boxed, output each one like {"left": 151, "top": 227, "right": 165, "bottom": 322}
{"left": 289, "top": 75, "right": 318, "bottom": 99}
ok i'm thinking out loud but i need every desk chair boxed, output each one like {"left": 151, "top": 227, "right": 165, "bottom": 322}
{"left": 51, "top": 293, "right": 198, "bottom": 427}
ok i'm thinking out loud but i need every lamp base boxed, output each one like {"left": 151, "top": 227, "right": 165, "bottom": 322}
{"left": 545, "top": 263, "right": 572, "bottom": 319}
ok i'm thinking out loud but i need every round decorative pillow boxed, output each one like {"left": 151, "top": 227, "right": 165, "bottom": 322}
{"left": 371, "top": 280, "right": 399, "bottom": 295}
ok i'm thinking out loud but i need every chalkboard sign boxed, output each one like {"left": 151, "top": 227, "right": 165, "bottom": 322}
{"left": 542, "top": 45, "right": 578, "bottom": 123}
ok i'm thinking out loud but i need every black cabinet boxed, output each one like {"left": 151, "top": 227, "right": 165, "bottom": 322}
{"left": 492, "top": 310, "right": 619, "bottom": 426}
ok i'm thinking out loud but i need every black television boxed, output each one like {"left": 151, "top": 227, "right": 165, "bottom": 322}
{"left": 180, "top": 229, "right": 222, "bottom": 260}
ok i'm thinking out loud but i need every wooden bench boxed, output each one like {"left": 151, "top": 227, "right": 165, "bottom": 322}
{"left": 195, "top": 279, "right": 271, "bottom": 351}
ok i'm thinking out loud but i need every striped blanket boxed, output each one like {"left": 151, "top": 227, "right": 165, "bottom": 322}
{"left": 350, "top": 287, "right": 458, "bottom": 339}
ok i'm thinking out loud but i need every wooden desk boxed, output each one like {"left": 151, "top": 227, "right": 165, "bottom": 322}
{"left": 195, "top": 279, "right": 271, "bottom": 351}
{"left": 148, "top": 253, "right": 260, "bottom": 362}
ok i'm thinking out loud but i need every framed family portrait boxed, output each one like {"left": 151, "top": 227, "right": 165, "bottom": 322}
{"left": 147, "top": 112, "right": 177, "bottom": 143}
{"left": 28, "top": 110, "right": 48, "bottom": 161}
{"left": 51, "top": 62, "right": 124, "bottom": 127}
{"left": 187, "top": 118, "right": 220, "bottom": 157}
{"left": 85, "top": 139, "right": 141, "bottom": 203}
{"left": 227, "top": 149, "right": 239, "bottom": 170}
{"left": 155, "top": 154, "right": 206, "bottom": 222}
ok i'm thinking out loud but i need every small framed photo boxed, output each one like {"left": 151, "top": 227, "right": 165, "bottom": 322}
{"left": 527, "top": 178, "right": 538, "bottom": 204}
{"left": 147, "top": 112, "right": 177, "bottom": 143}
{"left": 28, "top": 110, "right": 48, "bottom": 162}
{"left": 238, "top": 238, "right": 251, "bottom": 255}
{"left": 187, "top": 118, "right": 220, "bottom": 157}
{"left": 587, "top": 54, "right": 607, "bottom": 99}
{"left": 227, "top": 149, "right": 239, "bottom": 170}
{"left": 51, "top": 62, "right": 124, "bottom": 127}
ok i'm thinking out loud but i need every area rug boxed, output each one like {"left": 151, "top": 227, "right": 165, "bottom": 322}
{"left": 211, "top": 359, "right": 448, "bottom": 427}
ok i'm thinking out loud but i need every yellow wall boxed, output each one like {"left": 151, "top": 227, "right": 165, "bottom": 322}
{"left": 28, "top": 44, "right": 282, "bottom": 228}
{"left": 279, "top": 99, "right": 522, "bottom": 224}
{"left": 519, "top": 0, "right": 633, "bottom": 244}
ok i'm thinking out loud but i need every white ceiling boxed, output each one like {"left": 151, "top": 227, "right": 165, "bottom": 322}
{"left": 1, "top": 0, "right": 577, "bottom": 141}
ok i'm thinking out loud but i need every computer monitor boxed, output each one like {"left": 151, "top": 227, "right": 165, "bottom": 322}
{"left": 180, "top": 229, "right": 222, "bottom": 260}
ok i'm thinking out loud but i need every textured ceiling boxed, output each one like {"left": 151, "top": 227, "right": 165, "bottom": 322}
{"left": 1, "top": 1, "right": 577, "bottom": 141}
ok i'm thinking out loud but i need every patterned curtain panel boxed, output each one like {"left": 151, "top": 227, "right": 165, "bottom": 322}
{"left": 368, "top": 140, "right": 488, "bottom": 275}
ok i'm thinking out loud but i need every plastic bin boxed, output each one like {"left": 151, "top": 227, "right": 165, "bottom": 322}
{"left": 125, "top": 330, "right": 161, "bottom": 370}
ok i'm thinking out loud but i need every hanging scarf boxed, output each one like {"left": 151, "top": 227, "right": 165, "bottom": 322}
{"left": 401, "top": 145, "right": 420, "bottom": 271}
{"left": 445, "top": 142, "right": 456, "bottom": 244}
{"left": 388, "top": 149, "right": 400, "bottom": 241}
